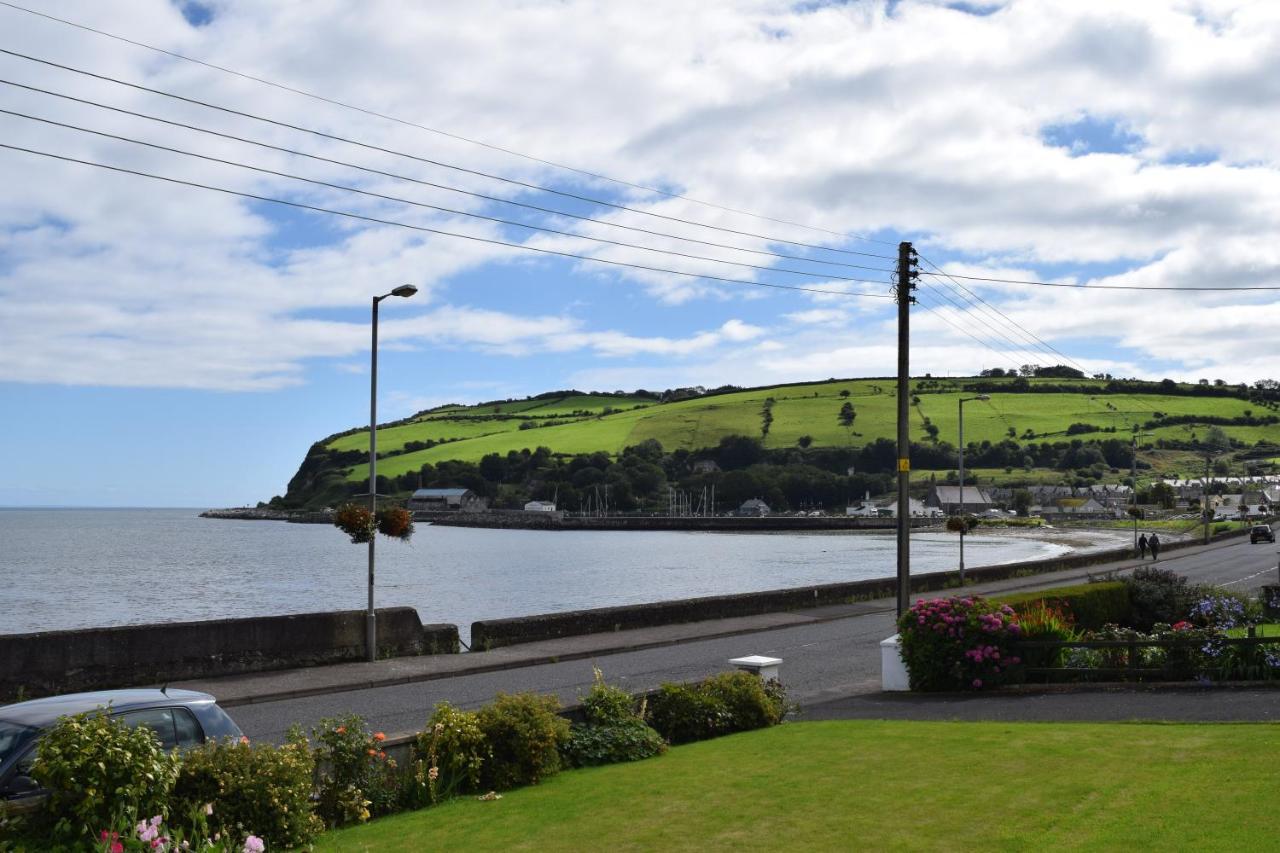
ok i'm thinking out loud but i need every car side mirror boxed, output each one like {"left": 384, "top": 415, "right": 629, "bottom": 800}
{"left": 2, "top": 774, "right": 40, "bottom": 798}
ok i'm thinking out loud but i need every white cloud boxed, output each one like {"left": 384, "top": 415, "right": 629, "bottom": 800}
{"left": 2, "top": 0, "right": 1280, "bottom": 393}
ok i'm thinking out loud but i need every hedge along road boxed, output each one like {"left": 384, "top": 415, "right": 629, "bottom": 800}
{"left": 227, "top": 534, "right": 1277, "bottom": 744}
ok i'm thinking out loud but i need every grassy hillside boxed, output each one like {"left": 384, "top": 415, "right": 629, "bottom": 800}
{"left": 331, "top": 378, "right": 1275, "bottom": 483}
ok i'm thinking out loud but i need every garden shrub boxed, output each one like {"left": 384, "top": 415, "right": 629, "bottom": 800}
{"left": 580, "top": 669, "right": 637, "bottom": 727}
{"left": 563, "top": 718, "right": 667, "bottom": 767}
{"left": 476, "top": 693, "right": 571, "bottom": 791}
{"left": 897, "top": 596, "right": 1022, "bottom": 691}
{"left": 1125, "top": 567, "right": 1194, "bottom": 630}
{"left": 699, "top": 671, "right": 785, "bottom": 732}
{"left": 646, "top": 683, "right": 733, "bottom": 745}
{"left": 411, "top": 702, "right": 490, "bottom": 804}
{"left": 997, "top": 581, "right": 1130, "bottom": 631}
{"left": 311, "top": 715, "right": 401, "bottom": 827}
{"left": 26, "top": 709, "right": 180, "bottom": 848}
{"left": 169, "top": 730, "right": 321, "bottom": 849}
{"left": 646, "top": 673, "right": 789, "bottom": 743}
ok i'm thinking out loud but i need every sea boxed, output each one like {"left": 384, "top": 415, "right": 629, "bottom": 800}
{"left": 0, "top": 508, "right": 1072, "bottom": 643}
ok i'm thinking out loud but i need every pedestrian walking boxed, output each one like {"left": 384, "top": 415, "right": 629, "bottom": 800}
{"left": 1138, "top": 533, "right": 1148, "bottom": 559}
{"left": 1149, "top": 533, "right": 1161, "bottom": 561}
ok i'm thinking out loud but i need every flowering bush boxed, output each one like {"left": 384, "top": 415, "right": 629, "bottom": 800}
{"left": 95, "top": 809, "right": 264, "bottom": 852}
{"left": 1187, "top": 591, "right": 1254, "bottom": 630}
{"left": 410, "top": 702, "right": 490, "bottom": 806}
{"left": 311, "top": 715, "right": 401, "bottom": 827}
{"left": 897, "top": 596, "right": 1023, "bottom": 690}
{"left": 169, "top": 729, "right": 321, "bottom": 849}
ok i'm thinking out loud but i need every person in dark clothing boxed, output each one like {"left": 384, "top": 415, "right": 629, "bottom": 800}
{"left": 1149, "top": 533, "right": 1161, "bottom": 560}
{"left": 1138, "top": 533, "right": 1148, "bottom": 559}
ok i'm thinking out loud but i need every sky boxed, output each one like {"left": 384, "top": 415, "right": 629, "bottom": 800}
{"left": 2, "top": 0, "right": 1280, "bottom": 506}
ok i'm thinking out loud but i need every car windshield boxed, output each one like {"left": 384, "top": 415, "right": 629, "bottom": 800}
{"left": 0, "top": 720, "right": 38, "bottom": 769}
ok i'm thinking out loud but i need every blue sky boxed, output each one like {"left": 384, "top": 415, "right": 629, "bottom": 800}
{"left": 2, "top": 0, "right": 1280, "bottom": 506}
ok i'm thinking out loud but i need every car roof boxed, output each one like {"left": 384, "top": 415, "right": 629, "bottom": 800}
{"left": 0, "top": 689, "right": 215, "bottom": 728}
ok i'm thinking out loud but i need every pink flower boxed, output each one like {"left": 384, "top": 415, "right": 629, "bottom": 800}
{"left": 972, "top": 678, "right": 983, "bottom": 688}
{"left": 243, "top": 836, "right": 266, "bottom": 853}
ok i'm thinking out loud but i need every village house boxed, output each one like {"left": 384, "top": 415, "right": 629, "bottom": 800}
{"left": 737, "top": 498, "right": 771, "bottom": 517}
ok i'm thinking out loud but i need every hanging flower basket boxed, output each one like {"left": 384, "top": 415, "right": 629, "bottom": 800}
{"left": 333, "top": 504, "right": 375, "bottom": 544}
{"left": 376, "top": 507, "right": 415, "bottom": 541}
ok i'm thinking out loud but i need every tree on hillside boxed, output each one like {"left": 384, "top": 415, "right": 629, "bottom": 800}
{"left": 838, "top": 401, "right": 856, "bottom": 428}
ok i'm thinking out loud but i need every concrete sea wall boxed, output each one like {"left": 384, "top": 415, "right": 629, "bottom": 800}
{"left": 0, "top": 607, "right": 459, "bottom": 702}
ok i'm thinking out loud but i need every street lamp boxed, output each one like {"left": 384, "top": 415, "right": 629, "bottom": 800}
{"left": 367, "top": 283, "right": 418, "bottom": 662}
{"left": 957, "top": 394, "right": 989, "bottom": 583}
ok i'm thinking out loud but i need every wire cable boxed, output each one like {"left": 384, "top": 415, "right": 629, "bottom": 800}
{"left": 919, "top": 253, "right": 1166, "bottom": 421}
{"left": 0, "top": 47, "right": 897, "bottom": 261}
{"left": 0, "top": 77, "right": 896, "bottom": 275}
{"left": 0, "top": 107, "right": 894, "bottom": 286}
{"left": 0, "top": 0, "right": 899, "bottom": 248}
{"left": 0, "top": 141, "right": 895, "bottom": 300}
{"left": 919, "top": 269, "right": 1280, "bottom": 292}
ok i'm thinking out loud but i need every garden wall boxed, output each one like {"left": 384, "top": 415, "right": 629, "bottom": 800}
{"left": 0, "top": 608, "right": 460, "bottom": 702}
{"left": 471, "top": 530, "right": 1246, "bottom": 649}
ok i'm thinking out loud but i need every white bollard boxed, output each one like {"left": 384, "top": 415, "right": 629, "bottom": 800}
{"left": 880, "top": 634, "right": 910, "bottom": 691}
{"left": 728, "top": 655, "right": 782, "bottom": 682}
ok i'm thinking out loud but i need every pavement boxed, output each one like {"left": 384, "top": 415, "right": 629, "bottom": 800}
{"left": 172, "top": 533, "right": 1280, "bottom": 741}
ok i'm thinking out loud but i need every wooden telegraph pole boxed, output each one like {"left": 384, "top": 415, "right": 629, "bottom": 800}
{"left": 895, "top": 242, "right": 917, "bottom": 618}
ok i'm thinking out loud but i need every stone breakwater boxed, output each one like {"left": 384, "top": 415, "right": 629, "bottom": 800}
{"left": 200, "top": 506, "right": 943, "bottom": 532}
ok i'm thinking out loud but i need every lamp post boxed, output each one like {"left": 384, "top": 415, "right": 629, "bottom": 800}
{"left": 367, "top": 283, "right": 418, "bottom": 662}
{"left": 957, "top": 394, "right": 989, "bottom": 583}
{"left": 1129, "top": 430, "right": 1148, "bottom": 551}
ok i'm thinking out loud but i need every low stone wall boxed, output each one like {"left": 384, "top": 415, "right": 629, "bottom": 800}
{"left": 470, "top": 530, "right": 1248, "bottom": 649}
{"left": 0, "top": 608, "right": 459, "bottom": 702}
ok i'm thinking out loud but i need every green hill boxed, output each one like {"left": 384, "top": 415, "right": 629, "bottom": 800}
{"left": 275, "top": 376, "right": 1280, "bottom": 510}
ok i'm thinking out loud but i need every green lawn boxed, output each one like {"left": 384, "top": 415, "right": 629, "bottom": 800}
{"left": 318, "top": 720, "right": 1280, "bottom": 851}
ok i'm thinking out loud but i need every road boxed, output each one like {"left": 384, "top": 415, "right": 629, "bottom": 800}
{"left": 232, "top": 535, "right": 1280, "bottom": 742}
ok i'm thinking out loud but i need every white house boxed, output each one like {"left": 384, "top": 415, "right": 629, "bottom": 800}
{"left": 523, "top": 500, "right": 557, "bottom": 512}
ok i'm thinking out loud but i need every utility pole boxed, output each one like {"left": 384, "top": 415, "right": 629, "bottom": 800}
{"left": 895, "top": 241, "right": 917, "bottom": 618}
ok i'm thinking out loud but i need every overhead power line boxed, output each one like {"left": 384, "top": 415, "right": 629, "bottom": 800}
{"left": 919, "top": 253, "right": 1166, "bottom": 423}
{"left": 0, "top": 0, "right": 898, "bottom": 248}
{"left": 918, "top": 269, "right": 1280, "bottom": 293}
{"left": 0, "top": 107, "right": 893, "bottom": 286}
{"left": 0, "top": 141, "right": 895, "bottom": 300}
{"left": 0, "top": 47, "right": 897, "bottom": 262}
{"left": 0, "top": 77, "right": 894, "bottom": 276}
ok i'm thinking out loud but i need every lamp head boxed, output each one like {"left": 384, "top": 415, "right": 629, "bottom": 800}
{"left": 390, "top": 284, "right": 418, "bottom": 298}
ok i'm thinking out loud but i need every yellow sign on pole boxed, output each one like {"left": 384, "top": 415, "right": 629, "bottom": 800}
{"left": 897, "top": 458, "right": 910, "bottom": 472}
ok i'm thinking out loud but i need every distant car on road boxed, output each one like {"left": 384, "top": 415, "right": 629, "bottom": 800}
{"left": 1250, "top": 524, "right": 1275, "bottom": 544}
{"left": 0, "top": 688, "right": 242, "bottom": 814}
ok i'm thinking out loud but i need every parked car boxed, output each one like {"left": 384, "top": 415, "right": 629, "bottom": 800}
{"left": 0, "top": 688, "right": 242, "bottom": 814}
{"left": 1250, "top": 524, "right": 1275, "bottom": 544}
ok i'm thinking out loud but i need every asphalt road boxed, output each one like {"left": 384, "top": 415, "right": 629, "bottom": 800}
{"left": 232, "top": 535, "right": 1280, "bottom": 742}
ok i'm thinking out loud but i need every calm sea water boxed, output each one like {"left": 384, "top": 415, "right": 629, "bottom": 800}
{"left": 0, "top": 509, "right": 1069, "bottom": 642}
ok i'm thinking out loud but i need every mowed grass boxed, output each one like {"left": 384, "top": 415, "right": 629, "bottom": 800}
{"left": 337, "top": 379, "right": 1278, "bottom": 481}
{"left": 318, "top": 720, "right": 1280, "bottom": 852}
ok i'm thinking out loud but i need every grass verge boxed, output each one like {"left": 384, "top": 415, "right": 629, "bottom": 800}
{"left": 318, "top": 720, "right": 1280, "bottom": 851}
